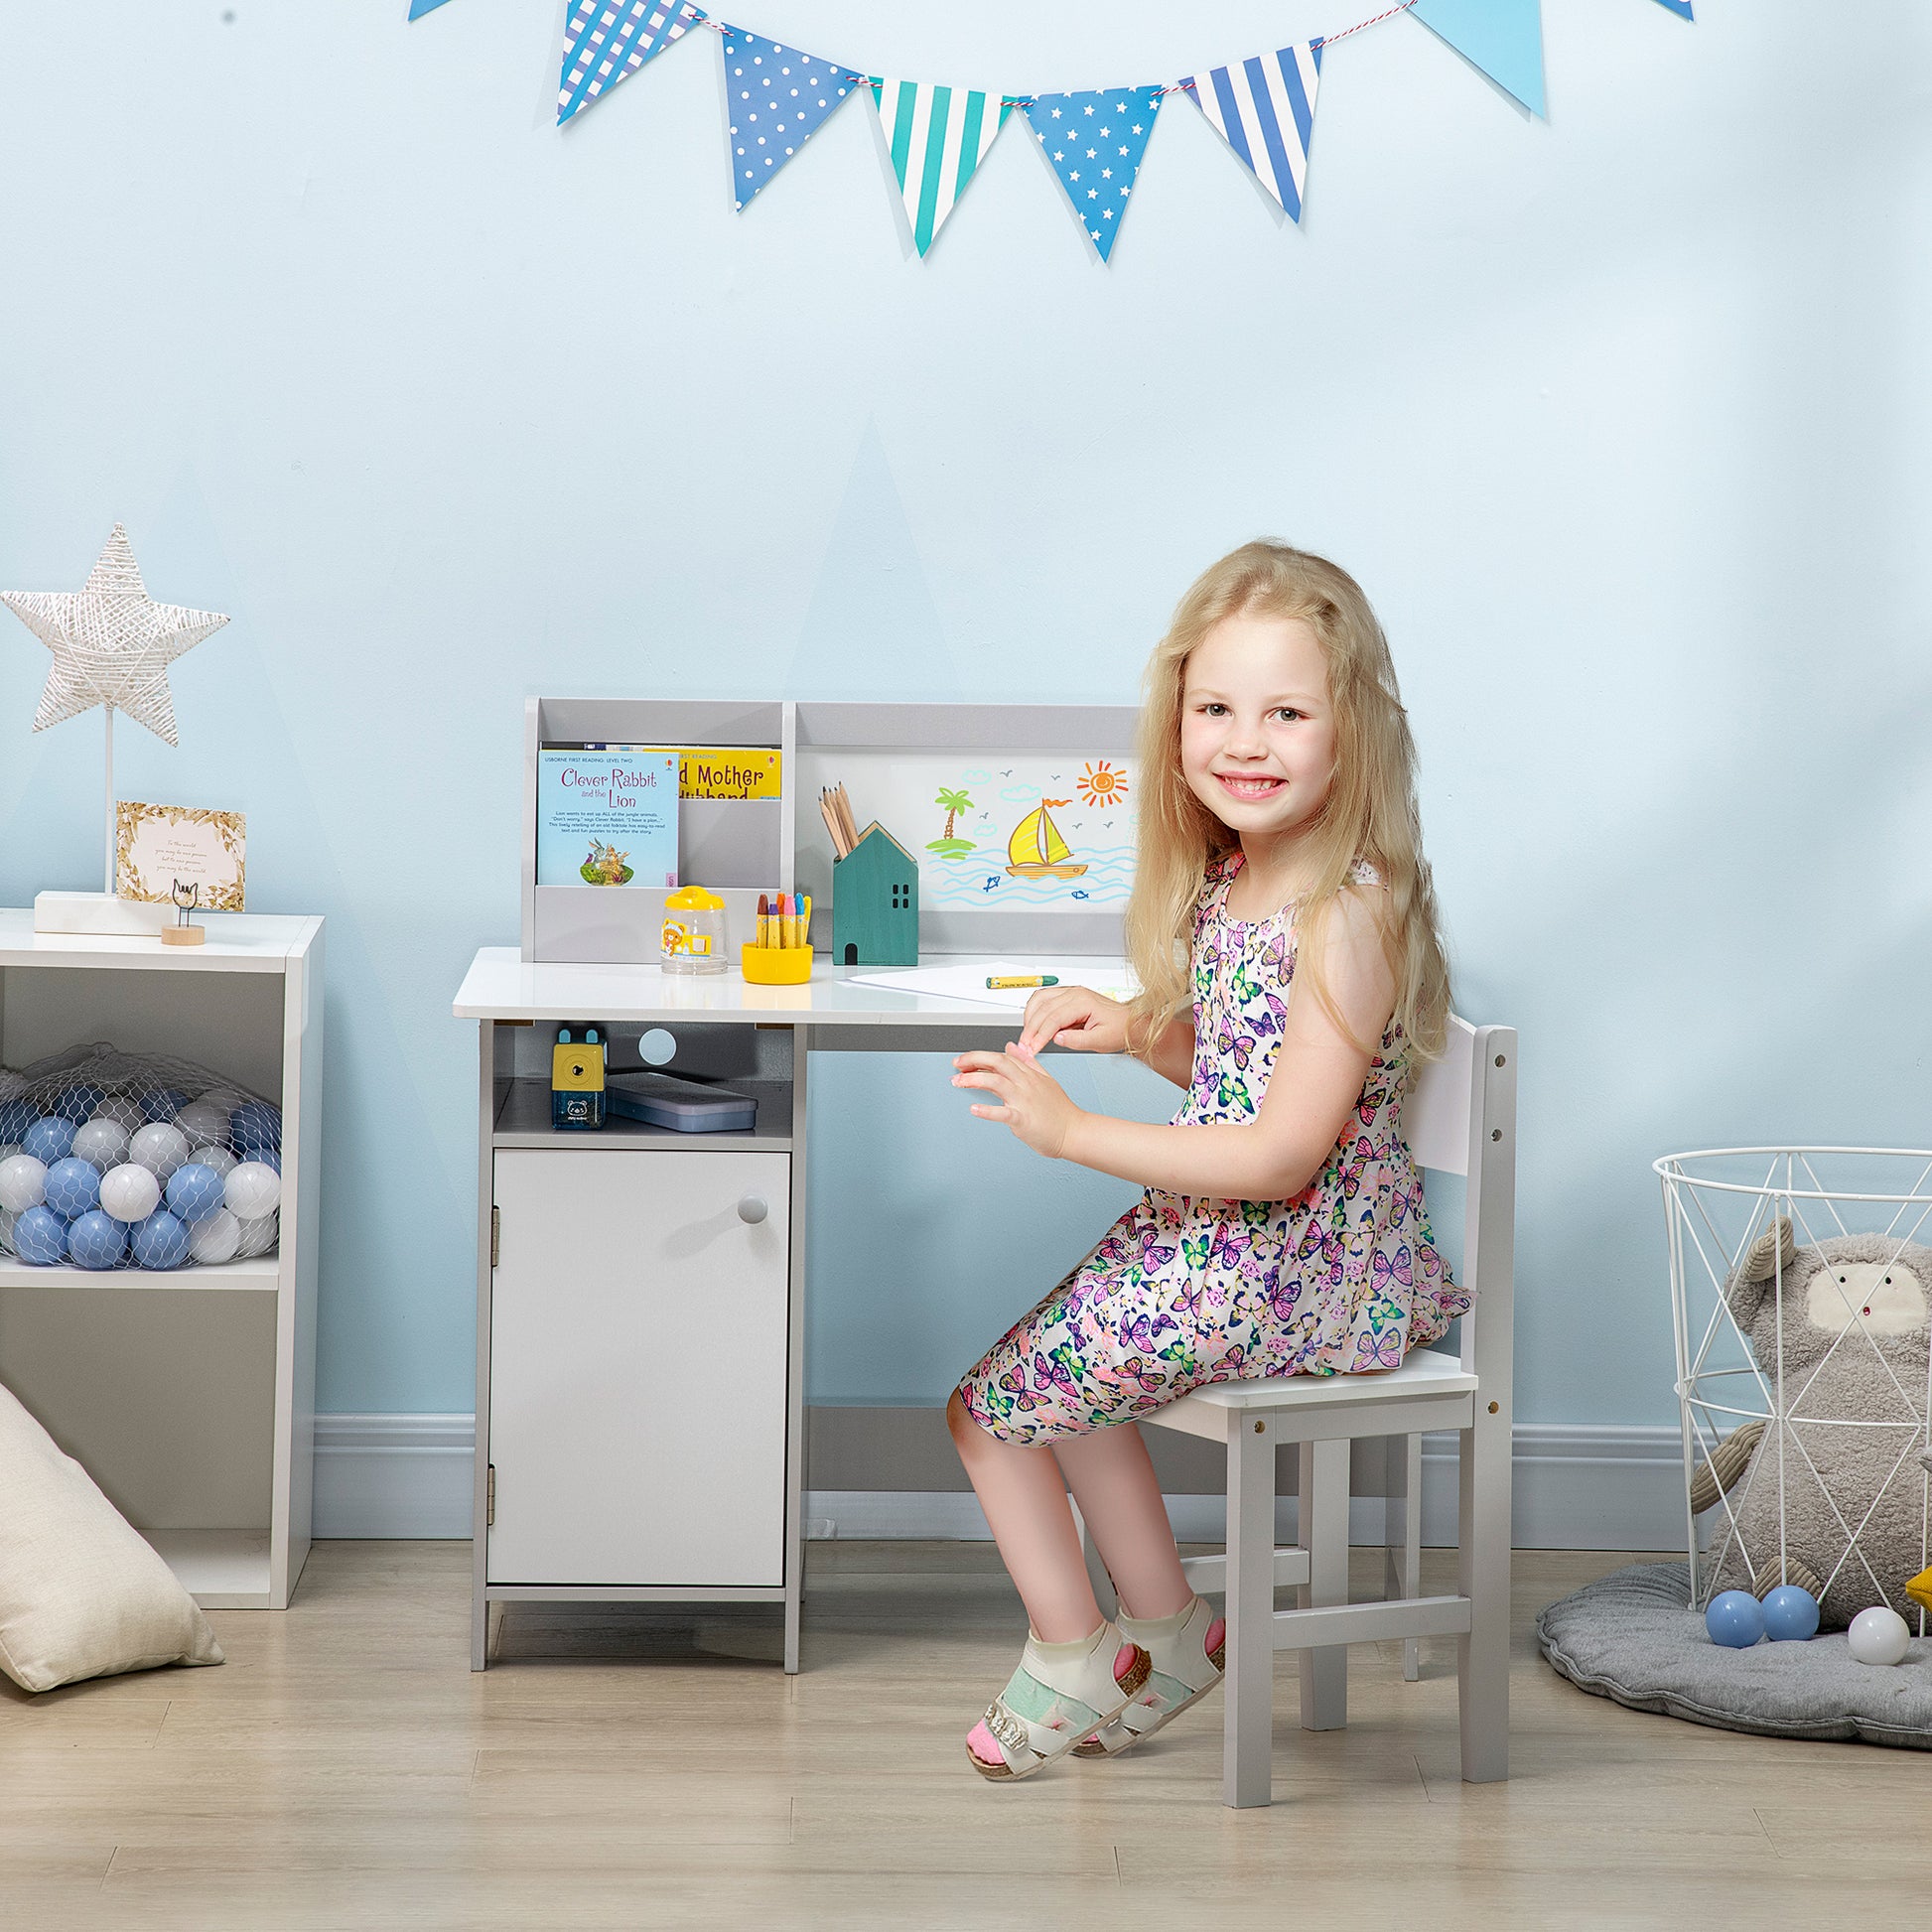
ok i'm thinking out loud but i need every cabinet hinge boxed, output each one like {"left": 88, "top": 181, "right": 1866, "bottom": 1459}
{"left": 490, "top": 1205, "right": 499, "bottom": 1269}
{"left": 486, "top": 1463, "right": 495, "bottom": 1528}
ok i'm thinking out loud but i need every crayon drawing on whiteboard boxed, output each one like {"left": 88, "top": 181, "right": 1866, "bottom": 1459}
{"left": 874, "top": 756, "right": 1136, "bottom": 910}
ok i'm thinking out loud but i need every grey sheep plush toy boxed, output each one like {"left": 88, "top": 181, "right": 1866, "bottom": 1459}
{"left": 1695, "top": 1219, "right": 1932, "bottom": 1629}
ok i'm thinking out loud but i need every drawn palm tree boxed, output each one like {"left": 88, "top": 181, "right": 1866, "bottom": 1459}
{"left": 927, "top": 786, "right": 977, "bottom": 859}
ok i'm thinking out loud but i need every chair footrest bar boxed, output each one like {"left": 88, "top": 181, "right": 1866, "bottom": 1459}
{"left": 1270, "top": 1594, "right": 1471, "bottom": 1650}
{"left": 1181, "top": 1547, "right": 1311, "bottom": 1591}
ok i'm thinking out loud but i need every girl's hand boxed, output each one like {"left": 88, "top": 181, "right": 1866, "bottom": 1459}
{"left": 1012, "top": 985, "right": 1131, "bottom": 1058}
{"left": 951, "top": 1042, "right": 1083, "bottom": 1161}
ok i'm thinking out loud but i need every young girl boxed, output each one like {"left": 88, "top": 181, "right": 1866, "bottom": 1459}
{"left": 946, "top": 540, "right": 1466, "bottom": 1781}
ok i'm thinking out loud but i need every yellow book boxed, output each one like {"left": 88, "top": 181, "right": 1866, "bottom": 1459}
{"left": 637, "top": 747, "right": 782, "bottom": 800}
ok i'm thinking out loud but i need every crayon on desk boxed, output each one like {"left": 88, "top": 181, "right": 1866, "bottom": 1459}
{"left": 987, "top": 975, "right": 1058, "bottom": 990}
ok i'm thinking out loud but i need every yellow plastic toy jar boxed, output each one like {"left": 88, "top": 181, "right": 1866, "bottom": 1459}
{"left": 661, "top": 884, "right": 727, "bottom": 976}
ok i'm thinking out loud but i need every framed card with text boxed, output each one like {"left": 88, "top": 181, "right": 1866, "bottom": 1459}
{"left": 115, "top": 801, "right": 246, "bottom": 911}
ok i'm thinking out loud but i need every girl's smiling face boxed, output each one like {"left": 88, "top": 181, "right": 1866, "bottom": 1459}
{"left": 1179, "top": 610, "right": 1337, "bottom": 845}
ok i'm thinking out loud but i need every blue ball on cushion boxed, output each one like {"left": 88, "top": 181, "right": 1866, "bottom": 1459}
{"left": 1761, "top": 1584, "right": 1821, "bottom": 1642}
{"left": 1705, "top": 1588, "right": 1766, "bottom": 1649}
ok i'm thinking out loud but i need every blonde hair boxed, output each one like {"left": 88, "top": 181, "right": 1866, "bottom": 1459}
{"left": 1124, "top": 541, "right": 1451, "bottom": 1063}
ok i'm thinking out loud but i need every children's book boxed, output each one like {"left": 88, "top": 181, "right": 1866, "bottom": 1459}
{"left": 537, "top": 750, "right": 679, "bottom": 888}
{"left": 588, "top": 745, "right": 781, "bottom": 800}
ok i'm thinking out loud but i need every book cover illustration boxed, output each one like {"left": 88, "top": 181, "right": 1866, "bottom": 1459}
{"left": 537, "top": 751, "right": 679, "bottom": 888}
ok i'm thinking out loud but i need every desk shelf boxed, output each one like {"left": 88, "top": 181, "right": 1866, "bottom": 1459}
{"left": 0, "top": 1257, "right": 282, "bottom": 1293}
{"left": 490, "top": 1076, "right": 794, "bottom": 1151}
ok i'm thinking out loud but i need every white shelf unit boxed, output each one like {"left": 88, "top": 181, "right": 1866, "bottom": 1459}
{"left": 0, "top": 910, "right": 324, "bottom": 1609}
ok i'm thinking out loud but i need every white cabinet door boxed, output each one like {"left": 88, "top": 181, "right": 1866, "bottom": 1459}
{"left": 487, "top": 1148, "right": 790, "bottom": 1587}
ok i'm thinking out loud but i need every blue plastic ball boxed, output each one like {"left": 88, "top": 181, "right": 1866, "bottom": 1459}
{"left": 130, "top": 1209, "right": 190, "bottom": 1270}
{"left": 12, "top": 1204, "right": 68, "bottom": 1266}
{"left": 228, "top": 1101, "right": 282, "bottom": 1159}
{"left": 143, "top": 1088, "right": 188, "bottom": 1124}
{"left": 67, "top": 1208, "right": 126, "bottom": 1271}
{"left": 42, "top": 1156, "right": 101, "bottom": 1220}
{"left": 52, "top": 1084, "right": 102, "bottom": 1124}
{"left": 1706, "top": 1588, "right": 1766, "bottom": 1649}
{"left": 23, "top": 1116, "right": 75, "bottom": 1165}
{"left": 165, "top": 1162, "right": 226, "bottom": 1223}
{"left": 1762, "top": 1585, "right": 1821, "bottom": 1642}
{"left": 0, "top": 1098, "right": 34, "bottom": 1143}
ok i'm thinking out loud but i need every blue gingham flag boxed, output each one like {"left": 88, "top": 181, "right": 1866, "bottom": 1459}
{"left": 722, "top": 28, "right": 857, "bottom": 209}
{"left": 1180, "top": 42, "right": 1322, "bottom": 223}
{"left": 557, "top": 1, "right": 704, "bottom": 125}
{"left": 1023, "top": 86, "right": 1163, "bottom": 263}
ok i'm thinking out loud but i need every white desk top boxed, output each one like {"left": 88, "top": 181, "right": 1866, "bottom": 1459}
{"left": 453, "top": 947, "right": 1129, "bottom": 1028}
{"left": 0, "top": 910, "right": 323, "bottom": 973}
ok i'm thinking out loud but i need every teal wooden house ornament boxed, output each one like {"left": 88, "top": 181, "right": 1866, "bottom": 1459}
{"left": 832, "top": 823, "right": 919, "bottom": 966}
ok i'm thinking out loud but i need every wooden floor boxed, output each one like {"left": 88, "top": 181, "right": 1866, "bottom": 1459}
{"left": 2, "top": 1541, "right": 1923, "bottom": 1930}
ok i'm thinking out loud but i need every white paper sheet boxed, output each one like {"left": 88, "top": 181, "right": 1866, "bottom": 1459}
{"left": 843, "top": 958, "right": 1139, "bottom": 1011}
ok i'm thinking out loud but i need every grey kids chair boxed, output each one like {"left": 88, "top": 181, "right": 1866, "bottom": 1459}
{"left": 1098, "top": 1014, "right": 1517, "bottom": 1809}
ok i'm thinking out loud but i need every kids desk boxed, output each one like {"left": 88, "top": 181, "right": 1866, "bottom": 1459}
{"left": 457, "top": 700, "right": 1135, "bottom": 1670}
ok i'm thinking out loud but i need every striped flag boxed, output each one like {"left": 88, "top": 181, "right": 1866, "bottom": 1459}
{"left": 1023, "top": 86, "right": 1164, "bottom": 264}
{"left": 868, "top": 78, "right": 1012, "bottom": 257}
{"left": 1179, "top": 43, "right": 1321, "bottom": 223}
{"left": 557, "top": 1, "right": 704, "bottom": 125}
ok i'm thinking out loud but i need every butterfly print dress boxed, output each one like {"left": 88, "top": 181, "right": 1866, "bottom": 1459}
{"left": 958, "top": 855, "right": 1469, "bottom": 1445}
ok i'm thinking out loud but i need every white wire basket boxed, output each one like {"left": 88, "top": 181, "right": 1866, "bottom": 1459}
{"left": 1655, "top": 1148, "right": 1932, "bottom": 1629}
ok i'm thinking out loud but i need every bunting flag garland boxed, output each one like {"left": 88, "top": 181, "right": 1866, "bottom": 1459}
{"left": 1023, "top": 86, "right": 1163, "bottom": 263}
{"left": 868, "top": 78, "right": 1012, "bottom": 256}
{"left": 408, "top": 0, "right": 1692, "bottom": 262}
{"left": 1410, "top": 0, "right": 1546, "bottom": 117}
{"left": 557, "top": 1, "right": 704, "bottom": 125}
{"left": 1179, "top": 44, "right": 1321, "bottom": 224}
{"left": 722, "top": 28, "right": 857, "bottom": 209}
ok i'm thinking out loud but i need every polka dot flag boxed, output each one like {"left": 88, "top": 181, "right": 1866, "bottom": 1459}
{"left": 721, "top": 26, "right": 857, "bottom": 211}
{"left": 1022, "top": 86, "right": 1163, "bottom": 264}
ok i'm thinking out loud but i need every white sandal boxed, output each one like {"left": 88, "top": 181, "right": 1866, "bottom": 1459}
{"left": 966, "top": 1623, "right": 1151, "bottom": 1781}
{"left": 1072, "top": 1593, "right": 1225, "bottom": 1758}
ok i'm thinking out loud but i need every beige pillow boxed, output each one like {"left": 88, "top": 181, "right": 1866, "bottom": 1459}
{"left": 0, "top": 1379, "right": 223, "bottom": 1693}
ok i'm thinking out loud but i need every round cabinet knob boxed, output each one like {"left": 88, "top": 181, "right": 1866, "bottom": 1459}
{"left": 737, "top": 1194, "right": 768, "bottom": 1225}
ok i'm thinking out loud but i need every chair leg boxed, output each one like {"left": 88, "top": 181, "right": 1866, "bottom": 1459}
{"left": 1382, "top": 1433, "right": 1422, "bottom": 1682}
{"left": 1222, "top": 1420, "right": 1276, "bottom": 1808}
{"left": 1298, "top": 1437, "right": 1349, "bottom": 1731}
{"left": 1457, "top": 1417, "right": 1511, "bottom": 1781}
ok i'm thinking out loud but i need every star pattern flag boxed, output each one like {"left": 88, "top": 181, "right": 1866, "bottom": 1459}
{"left": 868, "top": 78, "right": 1011, "bottom": 256}
{"left": 1410, "top": 0, "right": 1546, "bottom": 117}
{"left": 722, "top": 28, "right": 858, "bottom": 209}
{"left": 1179, "top": 44, "right": 1321, "bottom": 223}
{"left": 1023, "top": 86, "right": 1163, "bottom": 263}
{"left": 557, "top": 1, "right": 704, "bottom": 125}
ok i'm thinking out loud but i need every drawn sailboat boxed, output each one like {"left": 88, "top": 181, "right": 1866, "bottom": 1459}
{"left": 1006, "top": 798, "right": 1089, "bottom": 882}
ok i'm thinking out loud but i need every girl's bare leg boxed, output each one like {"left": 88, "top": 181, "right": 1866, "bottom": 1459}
{"left": 946, "top": 1390, "right": 1102, "bottom": 1642}
{"left": 1052, "top": 1420, "right": 1193, "bottom": 1621}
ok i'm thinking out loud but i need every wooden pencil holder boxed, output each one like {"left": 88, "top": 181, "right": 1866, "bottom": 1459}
{"left": 830, "top": 826, "right": 919, "bottom": 968}
{"left": 741, "top": 943, "right": 813, "bottom": 985}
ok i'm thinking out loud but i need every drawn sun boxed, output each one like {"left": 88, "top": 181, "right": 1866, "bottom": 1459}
{"left": 1077, "top": 760, "right": 1129, "bottom": 808}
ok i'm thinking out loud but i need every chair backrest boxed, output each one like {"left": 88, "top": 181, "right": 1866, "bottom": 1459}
{"left": 1406, "top": 1013, "right": 1517, "bottom": 1386}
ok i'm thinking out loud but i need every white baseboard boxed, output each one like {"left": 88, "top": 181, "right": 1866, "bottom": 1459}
{"left": 312, "top": 1415, "right": 1688, "bottom": 1551}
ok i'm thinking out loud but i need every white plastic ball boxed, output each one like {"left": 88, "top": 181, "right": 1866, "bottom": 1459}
{"left": 174, "top": 1098, "right": 235, "bottom": 1146}
{"left": 224, "top": 1161, "right": 281, "bottom": 1221}
{"left": 71, "top": 1117, "right": 130, "bottom": 1169}
{"left": 98, "top": 1162, "right": 163, "bottom": 1225}
{"left": 190, "top": 1144, "right": 238, "bottom": 1179}
{"left": 1848, "top": 1604, "right": 1911, "bottom": 1667}
{"left": 0, "top": 1153, "right": 48, "bottom": 1214}
{"left": 0, "top": 1206, "right": 15, "bottom": 1253}
{"left": 128, "top": 1122, "right": 191, "bottom": 1182}
{"left": 89, "top": 1094, "right": 146, "bottom": 1135}
{"left": 233, "top": 1209, "right": 279, "bottom": 1259}
{"left": 188, "top": 1207, "right": 241, "bottom": 1265}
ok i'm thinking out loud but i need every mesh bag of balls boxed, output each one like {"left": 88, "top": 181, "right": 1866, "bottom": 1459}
{"left": 0, "top": 1045, "right": 283, "bottom": 1271}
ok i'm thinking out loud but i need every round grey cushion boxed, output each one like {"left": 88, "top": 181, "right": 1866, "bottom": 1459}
{"left": 1537, "top": 1563, "right": 1932, "bottom": 1749}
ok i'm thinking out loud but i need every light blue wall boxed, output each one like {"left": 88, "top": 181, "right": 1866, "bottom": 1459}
{"left": 2, "top": 2, "right": 1925, "bottom": 1424}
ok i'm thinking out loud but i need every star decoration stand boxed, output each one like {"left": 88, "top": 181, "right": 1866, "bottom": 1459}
{"left": 2, "top": 524, "right": 229, "bottom": 912}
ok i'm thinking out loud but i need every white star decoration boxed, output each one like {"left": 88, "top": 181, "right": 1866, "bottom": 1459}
{"left": 2, "top": 525, "right": 228, "bottom": 747}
